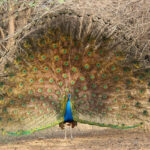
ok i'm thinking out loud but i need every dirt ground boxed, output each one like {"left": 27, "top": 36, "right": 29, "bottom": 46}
{"left": 0, "top": 124, "right": 150, "bottom": 150}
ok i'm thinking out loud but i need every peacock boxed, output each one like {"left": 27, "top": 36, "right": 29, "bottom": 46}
{"left": 0, "top": 28, "right": 150, "bottom": 141}
{"left": 59, "top": 94, "right": 77, "bottom": 139}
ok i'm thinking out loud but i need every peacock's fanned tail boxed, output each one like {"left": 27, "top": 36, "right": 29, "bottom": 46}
{"left": 0, "top": 29, "right": 150, "bottom": 136}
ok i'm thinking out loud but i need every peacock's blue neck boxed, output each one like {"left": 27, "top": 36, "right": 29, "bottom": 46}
{"left": 64, "top": 94, "right": 73, "bottom": 122}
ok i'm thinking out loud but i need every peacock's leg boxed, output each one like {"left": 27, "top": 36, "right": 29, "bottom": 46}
{"left": 64, "top": 127, "right": 67, "bottom": 139}
{"left": 70, "top": 126, "right": 73, "bottom": 139}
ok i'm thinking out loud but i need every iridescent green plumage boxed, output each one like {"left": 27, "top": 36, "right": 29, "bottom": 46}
{"left": 0, "top": 29, "right": 149, "bottom": 138}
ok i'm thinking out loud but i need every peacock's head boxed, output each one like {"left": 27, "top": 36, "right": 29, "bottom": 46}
{"left": 68, "top": 94, "right": 71, "bottom": 100}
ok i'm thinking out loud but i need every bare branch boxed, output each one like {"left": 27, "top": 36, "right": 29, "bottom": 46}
{"left": 0, "top": 27, "right": 5, "bottom": 39}
{"left": 6, "top": 0, "right": 15, "bottom": 50}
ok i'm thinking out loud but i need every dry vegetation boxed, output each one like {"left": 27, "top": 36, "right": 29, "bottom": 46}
{"left": 0, "top": 0, "right": 149, "bottom": 61}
